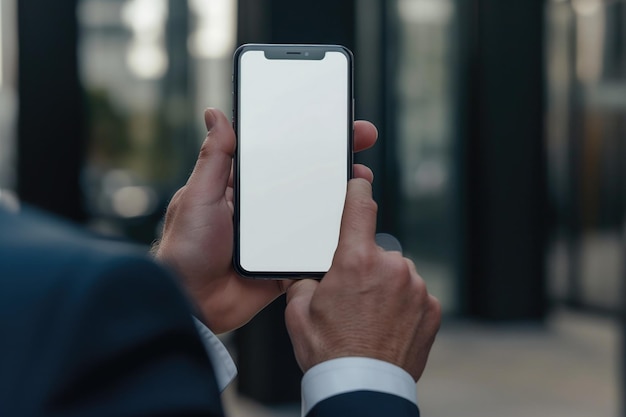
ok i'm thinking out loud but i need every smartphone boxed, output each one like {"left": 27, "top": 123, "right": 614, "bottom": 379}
{"left": 233, "top": 44, "right": 354, "bottom": 278}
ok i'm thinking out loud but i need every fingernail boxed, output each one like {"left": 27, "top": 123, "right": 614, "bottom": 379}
{"left": 205, "top": 108, "right": 216, "bottom": 131}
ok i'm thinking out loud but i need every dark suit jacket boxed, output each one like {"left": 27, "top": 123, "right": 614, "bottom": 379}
{"left": 0, "top": 208, "right": 419, "bottom": 416}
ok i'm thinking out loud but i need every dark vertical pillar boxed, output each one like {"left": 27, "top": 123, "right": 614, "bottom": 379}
{"left": 461, "top": 0, "right": 548, "bottom": 321}
{"left": 236, "top": 0, "right": 270, "bottom": 44}
{"left": 565, "top": 10, "right": 584, "bottom": 310}
{"left": 235, "top": 0, "right": 356, "bottom": 404}
{"left": 453, "top": 0, "right": 473, "bottom": 315}
{"left": 164, "top": 0, "right": 192, "bottom": 180}
{"left": 268, "top": 1, "right": 355, "bottom": 46}
{"left": 616, "top": 5, "right": 626, "bottom": 417}
{"left": 17, "top": 0, "right": 86, "bottom": 222}
{"left": 354, "top": 0, "right": 400, "bottom": 235}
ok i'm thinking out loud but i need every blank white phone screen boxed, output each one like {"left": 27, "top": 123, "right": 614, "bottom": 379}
{"left": 238, "top": 50, "right": 349, "bottom": 273}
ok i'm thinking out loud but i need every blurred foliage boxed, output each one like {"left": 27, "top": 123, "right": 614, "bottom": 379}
{"left": 86, "top": 88, "right": 130, "bottom": 167}
{"left": 85, "top": 88, "right": 181, "bottom": 183}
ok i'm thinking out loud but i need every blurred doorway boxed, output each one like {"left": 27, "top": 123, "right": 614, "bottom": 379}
{"left": 546, "top": 0, "right": 626, "bottom": 317}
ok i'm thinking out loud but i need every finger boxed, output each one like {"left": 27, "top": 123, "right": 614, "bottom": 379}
{"left": 284, "top": 279, "right": 319, "bottom": 371}
{"left": 337, "top": 178, "right": 378, "bottom": 250}
{"left": 353, "top": 164, "right": 374, "bottom": 183}
{"left": 225, "top": 186, "right": 233, "bottom": 203}
{"left": 429, "top": 295, "right": 443, "bottom": 334}
{"left": 406, "top": 257, "right": 419, "bottom": 276}
{"left": 186, "top": 109, "right": 235, "bottom": 203}
{"left": 427, "top": 294, "right": 442, "bottom": 326}
{"left": 286, "top": 279, "right": 319, "bottom": 307}
{"left": 228, "top": 163, "right": 234, "bottom": 188}
{"left": 277, "top": 279, "right": 297, "bottom": 294}
{"left": 238, "top": 277, "right": 286, "bottom": 307}
{"left": 225, "top": 187, "right": 234, "bottom": 214}
{"left": 354, "top": 121, "right": 378, "bottom": 153}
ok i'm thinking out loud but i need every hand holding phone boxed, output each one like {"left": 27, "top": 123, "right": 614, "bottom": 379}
{"left": 285, "top": 178, "right": 442, "bottom": 381}
{"left": 156, "top": 107, "right": 376, "bottom": 333}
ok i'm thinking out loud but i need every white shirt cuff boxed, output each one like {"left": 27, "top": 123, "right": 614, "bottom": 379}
{"left": 192, "top": 317, "right": 237, "bottom": 392}
{"left": 301, "top": 357, "right": 417, "bottom": 416}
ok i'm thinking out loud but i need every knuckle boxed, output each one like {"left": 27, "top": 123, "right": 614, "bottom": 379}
{"left": 337, "top": 244, "right": 379, "bottom": 273}
{"left": 383, "top": 253, "right": 412, "bottom": 285}
{"left": 394, "top": 257, "right": 412, "bottom": 279}
{"left": 356, "top": 196, "right": 378, "bottom": 217}
{"left": 308, "top": 299, "right": 326, "bottom": 321}
{"left": 284, "top": 302, "right": 303, "bottom": 333}
{"left": 347, "top": 184, "right": 377, "bottom": 215}
{"left": 285, "top": 299, "right": 312, "bottom": 334}
{"left": 400, "top": 273, "right": 428, "bottom": 309}
{"left": 428, "top": 296, "right": 443, "bottom": 326}
{"left": 412, "top": 275, "right": 428, "bottom": 298}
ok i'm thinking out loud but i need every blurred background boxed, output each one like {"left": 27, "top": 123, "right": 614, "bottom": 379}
{"left": 0, "top": 0, "right": 624, "bottom": 416}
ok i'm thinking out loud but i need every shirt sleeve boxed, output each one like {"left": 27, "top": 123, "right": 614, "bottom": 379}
{"left": 301, "top": 357, "right": 418, "bottom": 416}
{"left": 192, "top": 317, "right": 238, "bottom": 392}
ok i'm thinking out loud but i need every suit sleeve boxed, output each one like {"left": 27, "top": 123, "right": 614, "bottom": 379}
{"left": 307, "top": 391, "right": 420, "bottom": 417}
{"left": 44, "top": 252, "right": 225, "bottom": 417}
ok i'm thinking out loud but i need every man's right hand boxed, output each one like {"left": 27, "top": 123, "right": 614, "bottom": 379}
{"left": 285, "top": 178, "right": 441, "bottom": 382}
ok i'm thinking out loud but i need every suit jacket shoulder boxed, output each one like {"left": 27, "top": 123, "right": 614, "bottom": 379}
{"left": 0, "top": 209, "right": 224, "bottom": 417}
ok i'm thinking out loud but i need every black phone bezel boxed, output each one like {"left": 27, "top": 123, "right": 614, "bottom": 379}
{"left": 232, "top": 43, "right": 354, "bottom": 279}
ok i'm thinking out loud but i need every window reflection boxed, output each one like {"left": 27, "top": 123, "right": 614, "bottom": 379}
{"left": 188, "top": 0, "right": 236, "bottom": 59}
{"left": 0, "top": 0, "right": 17, "bottom": 190}
{"left": 122, "top": 0, "right": 168, "bottom": 80}
{"left": 78, "top": 0, "right": 236, "bottom": 242}
{"left": 546, "top": 0, "right": 626, "bottom": 312}
{"left": 189, "top": 0, "right": 236, "bottom": 141}
{"left": 0, "top": 0, "right": 4, "bottom": 88}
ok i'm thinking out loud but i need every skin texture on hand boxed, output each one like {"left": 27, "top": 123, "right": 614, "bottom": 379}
{"left": 154, "top": 108, "right": 378, "bottom": 334}
{"left": 285, "top": 179, "right": 442, "bottom": 381}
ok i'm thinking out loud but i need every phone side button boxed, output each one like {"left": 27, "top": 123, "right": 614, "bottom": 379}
{"left": 352, "top": 98, "right": 355, "bottom": 121}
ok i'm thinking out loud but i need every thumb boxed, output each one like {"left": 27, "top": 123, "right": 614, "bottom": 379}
{"left": 336, "top": 178, "right": 378, "bottom": 252}
{"left": 186, "top": 108, "right": 236, "bottom": 204}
